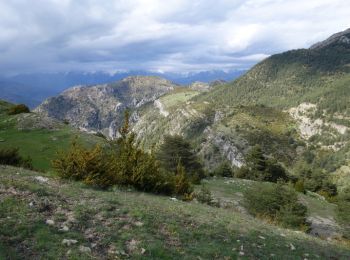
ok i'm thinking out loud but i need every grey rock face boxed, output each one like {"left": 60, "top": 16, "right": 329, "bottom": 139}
{"left": 35, "top": 76, "right": 177, "bottom": 138}
{"left": 310, "top": 28, "right": 350, "bottom": 50}
{"left": 188, "top": 81, "right": 210, "bottom": 92}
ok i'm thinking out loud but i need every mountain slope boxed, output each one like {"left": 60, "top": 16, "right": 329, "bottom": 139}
{"left": 198, "top": 28, "right": 350, "bottom": 115}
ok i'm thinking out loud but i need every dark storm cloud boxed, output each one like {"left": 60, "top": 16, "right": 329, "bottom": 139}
{"left": 0, "top": 0, "right": 349, "bottom": 74}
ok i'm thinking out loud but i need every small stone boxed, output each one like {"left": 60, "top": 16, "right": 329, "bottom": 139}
{"left": 60, "top": 225, "right": 69, "bottom": 232}
{"left": 258, "top": 235, "right": 266, "bottom": 240}
{"left": 34, "top": 176, "right": 49, "bottom": 184}
{"left": 289, "top": 243, "right": 296, "bottom": 251}
{"left": 239, "top": 251, "right": 245, "bottom": 256}
{"left": 134, "top": 221, "right": 144, "bottom": 227}
{"left": 29, "top": 202, "right": 34, "bottom": 207}
{"left": 79, "top": 246, "right": 91, "bottom": 253}
{"left": 46, "top": 219, "right": 55, "bottom": 226}
{"left": 170, "top": 197, "right": 178, "bottom": 201}
{"left": 62, "top": 239, "right": 78, "bottom": 246}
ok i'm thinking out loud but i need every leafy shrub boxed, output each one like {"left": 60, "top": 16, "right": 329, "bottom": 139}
{"left": 296, "top": 165, "right": 337, "bottom": 199}
{"left": 294, "top": 180, "right": 306, "bottom": 193}
{"left": 235, "top": 145, "right": 289, "bottom": 183}
{"left": 7, "top": 104, "right": 30, "bottom": 115}
{"left": 0, "top": 147, "right": 33, "bottom": 169}
{"left": 195, "top": 185, "right": 219, "bottom": 206}
{"left": 52, "top": 139, "right": 105, "bottom": 181}
{"left": 244, "top": 183, "right": 308, "bottom": 229}
{"left": 213, "top": 161, "right": 233, "bottom": 177}
{"left": 336, "top": 188, "right": 350, "bottom": 238}
{"left": 174, "top": 162, "right": 193, "bottom": 197}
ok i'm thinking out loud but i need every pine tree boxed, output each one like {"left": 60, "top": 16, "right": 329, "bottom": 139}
{"left": 157, "top": 135, "right": 204, "bottom": 182}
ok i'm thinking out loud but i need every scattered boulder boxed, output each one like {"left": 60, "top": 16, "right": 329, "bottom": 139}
{"left": 62, "top": 239, "right": 78, "bottom": 246}
{"left": 59, "top": 225, "right": 69, "bottom": 232}
{"left": 45, "top": 219, "right": 55, "bottom": 226}
{"left": 34, "top": 176, "right": 49, "bottom": 184}
{"left": 79, "top": 246, "right": 91, "bottom": 254}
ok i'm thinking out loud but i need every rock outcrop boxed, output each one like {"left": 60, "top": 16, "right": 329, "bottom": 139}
{"left": 35, "top": 76, "right": 177, "bottom": 138}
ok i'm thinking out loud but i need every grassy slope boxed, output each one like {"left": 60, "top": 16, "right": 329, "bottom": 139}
{"left": 1, "top": 166, "right": 350, "bottom": 259}
{"left": 197, "top": 45, "right": 350, "bottom": 116}
{"left": 202, "top": 178, "right": 337, "bottom": 223}
{"left": 0, "top": 101, "right": 103, "bottom": 171}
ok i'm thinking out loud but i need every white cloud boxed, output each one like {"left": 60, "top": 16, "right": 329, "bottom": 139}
{"left": 0, "top": 0, "right": 349, "bottom": 74}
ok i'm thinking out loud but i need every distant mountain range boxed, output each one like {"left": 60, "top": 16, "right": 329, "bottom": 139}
{"left": 0, "top": 69, "right": 246, "bottom": 108}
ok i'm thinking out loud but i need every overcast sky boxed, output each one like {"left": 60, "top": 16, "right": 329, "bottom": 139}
{"left": 0, "top": 0, "right": 349, "bottom": 75}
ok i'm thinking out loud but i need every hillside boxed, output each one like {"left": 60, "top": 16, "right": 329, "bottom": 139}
{"left": 0, "top": 100, "right": 103, "bottom": 171}
{"left": 1, "top": 166, "right": 349, "bottom": 259}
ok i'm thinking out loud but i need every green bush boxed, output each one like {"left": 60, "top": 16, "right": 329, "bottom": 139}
{"left": 0, "top": 147, "right": 33, "bottom": 169}
{"left": 195, "top": 185, "right": 219, "bottom": 206}
{"left": 336, "top": 187, "right": 350, "bottom": 239}
{"left": 244, "top": 183, "right": 308, "bottom": 229}
{"left": 235, "top": 145, "right": 289, "bottom": 183}
{"left": 174, "top": 162, "right": 193, "bottom": 197}
{"left": 52, "top": 139, "right": 105, "bottom": 181}
{"left": 296, "top": 165, "right": 337, "bottom": 199}
{"left": 294, "top": 180, "right": 306, "bottom": 193}
{"left": 7, "top": 104, "right": 30, "bottom": 115}
{"left": 213, "top": 162, "right": 233, "bottom": 177}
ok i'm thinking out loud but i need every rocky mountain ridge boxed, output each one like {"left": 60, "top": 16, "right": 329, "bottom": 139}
{"left": 35, "top": 76, "right": 178, "bottom": 138}
{"left": 310, "top": 28, "right": 350, "bottom": 50}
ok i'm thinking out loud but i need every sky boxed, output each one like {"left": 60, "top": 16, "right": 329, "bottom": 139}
{"left": 0, "top": 0, "right": 349, "bottom": 75}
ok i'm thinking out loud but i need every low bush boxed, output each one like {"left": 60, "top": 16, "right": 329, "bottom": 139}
{"left": 336, "top": 187, "right": 350, "bottom": 239}
{"left": 195, "top": 185, "right": 219, "bottom": 206}
{"left": 235, "top": 145, "right": 289, "bottom": 183}
{"left": 174, "top": 162, "right": 193, "bottom": 197}
{"left": 296, "top": 166, "right": 337, "bottom": 199}
{"left": 7, "top": 104, "right": 30, "bottom": 115}
{"left": 244, "top": 182, "right": 308, "bottom": 229}
{"left": 0, "top": 147, "right": 33, "bottom": 169}
{"left": 213, "top": 161, "right": 233, "bottom": 177}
